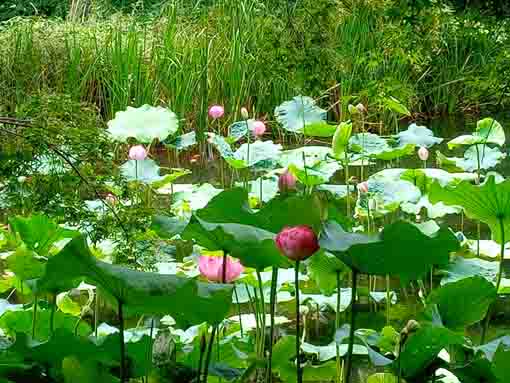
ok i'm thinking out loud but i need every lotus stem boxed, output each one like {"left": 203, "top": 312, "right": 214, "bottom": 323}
{"left": 118, "top": 300, "right": 126, "bottom": 383}
{"left": 482, "top": 217, "right": 506, "bottom": 343}
{"left": 295, "top": 260, "right": 303, "bottom": 383}
{"left": 256, "top": 270, "right": 266, "bottom": 358}
{"left": 386, "top": 275, "right": 391, "bottom": 325}
{"left": 345, "top": 270, "right": 358, "bottom": 383}
{"left": 335, "top": 271, "right": 342, "bottom": 383}
{"left": 49, "top": 294, "right": 56, "bottom": 337}
{"left": 146, "top": 318, "right": 155, "bottom": 383}
{"left": 32, "top": 295, "right": 38, "bottom": 339}
{"left": 234, "top": 285, "right": 244, "bottom": 338}
{"left": 202, "top": 325, "right": 218, "bottom": 383}
{"left": 266, "top": 266, "right": 279, "bottom": 383}
{"left": 345, "top": 151, "right": 350, "bottom": 218}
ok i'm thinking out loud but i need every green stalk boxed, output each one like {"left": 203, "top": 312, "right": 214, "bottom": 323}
{"left": 344, "top": 151, "right": 350, "bottom": 217}
{"left": 146, "top": 318, "right": 155, "bottom": 383}
{"left": 49, "top": 294, "right": 56, "bottom": 337}
{"left": 475, "top": 144, "right": 481, "bottom": 257}
{"left": 266, "top": 266, "right": 279, "bottom": 383}
{"left": 481, "top": 217, "right": 506, "bottom": 343}
{"left": 335, "top": 271, "right": 342, "bottom": 383}
{"left": 295, "top": 260, "right": 303, "bottom": 383}
{"left": 256, "top": 270, "right": 266, "bottom": 358}
{"left": 386, "top": 275, "right": 391, "bottom": 325}
{"left": 202, "top": 325, "right": 218, "bottom": 383}
{"left": 234, "top": 285, "right": 244, "bottom": 338}
{"left": 32, "top": 295, "right": 38, "bottom": 339}
{"left": 345, "top": 270, "right": 358, "bottom": 383}
{"left": 118, "top": 300, "right": 126, "bottom": 383}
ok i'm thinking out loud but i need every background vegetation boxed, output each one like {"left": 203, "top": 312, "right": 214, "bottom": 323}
{"left": 0, "top": 0, "right": 509, "bottom": 128}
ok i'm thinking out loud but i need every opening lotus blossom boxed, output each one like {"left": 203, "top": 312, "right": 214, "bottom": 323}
{"left": 357, "top": 181, "right": 369, "bottom": 193}
{"left": 278, "top": 168, "right": 297, "bottom": 193}
{"left": 241, "top": 107, "right": 249, "bottom": 120}
{"left": 208, "top": 105, "right": 224, "bottom": 119}
{"left": 252, "top": 120, "right": 266, "bottom": 137}
{"left": 128, "top": 145, "right": 148, "bottom": 161}
{"left": 275, "top": 225, "right": 319, "bottom": 261}
{"left": 418, "top": 146, "right": 429, "bottom": 161}
{"left": 199, "top": 255, "right": 244, "bottom": 283}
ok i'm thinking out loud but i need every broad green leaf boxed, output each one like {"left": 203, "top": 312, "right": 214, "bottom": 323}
{"left": 320, "top": 221, "right": 459, "bottom": 283}
{"left": 169, "top": 183, "right": 223, "bottom": 213}
{"left": 56, "top": 292, "right": 82, "bottom": 316}
{"left": 307, "top": 250, "right": 348, "bottom": 295}
{"left": 441, "top": 256, "right": 498, "bottom": 286}
{"left": 350, "top": 133, "right": 414, "bottom": 160}
{"left": 396, "top": 123, "right": 443, "bottom": 148}
{"left": 227, "top": 119, "right": 254, "bottom": 143}
{"left": 383, "top": 96, "right": 411, "bottom": 116}
{"left": 398, "top": 325, "right": 464, "bottom": 378}
{"left": 151, "top": 215, "right": 190, "bottom": 239}
{"left": 332, "top": 121, "right": 353, "bottom": 159}
{"left": 493, "top": 344, "right": 510, "bottom": 382}
{"left": 6, "top": 246, "right": 45, "bottom": 281}
{"left": 427, "top": 276, "right": 497, "bottom": 330}
{"left": 274, "top": 96, "right": 326, "bottom": 133}
{"left": 165, "top": 131, "right": 197, "bottom": 150}
{"left": 401, "top": 195, "right": 461, "bottom": 219}
{"left": 301, "top": 341, "right": 367, "bottom": 361}
{"left": 303, "top": 121, "right": 337, "bottom": 137}
{"left": 447, "top": 118, "right": 505, "bottom": 149}
{"left": 62, "top": 357, "right": 118, "bottom": 383}
{"left": 107, "top": 105, "right": 178, "bottom": 143}
{"left": 120, "top": 159, "right": 189, "bottom": 186}
{"left": 9, "top": 215, "right": 77, "bottom": 257}
{"left": 437, "top": 145, "right": 506, "bottom": 172}
{"left": 367, "top": 373, "right": 399, "bottom": 383}
{"left": 288, "top": 161, "right": 341, "bottom": 186}
{"left": 279, "top": 146, "right": 332, "bottom": 168}
{"left": 429, "top": 176, "right": 510, "bottom": 244}
{"left": 226, "top": 140, "right": 282, "bottom": 169}
{"left": 31, "top": 236, "right": 233, "bottom": 325}
{"left": 301, "top": 290, "right": 352, "bottom": 312}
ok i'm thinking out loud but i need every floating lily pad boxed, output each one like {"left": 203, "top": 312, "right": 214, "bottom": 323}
{"left": 401, "top": 195, "right": 461, "bottom": 218}
{"left": 120, "top": 159, "right": 189, "bottom": 187}
{"left": 274, "top": 96, "right": 326, "bottom": 133}
{"left": 107, "top": 105, "right": 179, "bottom": 143}
{"left": 165, "top": 131, "right": 197, "bottom": 150}
{"left": 440, "top": 256, "right": 498, "bottom": 286}
{"left": 350, "top": 133, "right": 414, "bottom": 160}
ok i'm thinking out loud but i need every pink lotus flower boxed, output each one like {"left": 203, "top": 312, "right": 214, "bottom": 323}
{"left": 418, "top": 146, "right": 429, "bottom": 161}
{"left": 252, "top": 120, "right": 266, "bottom": 137}
{"left": 199, "top": 255, "right": 244, "bottom": 283}
{"left": 357, "top": 181, "right": 369, "bottom": 194}
{"left": 128, "top": 145, "right": 148, "bottom": 161}
{"left": 278, "top": 169, "right": 297, "bottom": 193}
{"left": 208, "top": 105, "right": 224, "bottom": 119}
{"left": 275, "top": 225, "right": 319, "bottom": 261}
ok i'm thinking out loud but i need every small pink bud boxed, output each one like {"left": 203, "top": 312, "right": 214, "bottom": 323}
{"left": 278, "top": 169, "right": 297, "bottom": 193}
{"left": 105, "top": 193, "right": 117, "bottom": 205}
{"left": 275, "top": 225, "right": 320, "bottom": 261}
{"left": 128, "top": 145, "right": 147, "bottom": 161}
{"left": 418, "top": 147, "right": 429, "bottom": 161}
{"left": 207, "top": 132, "right": 216, "bottom": 144}
{"left": 252, "top": 120, "right": 266, "bottom": 137}
{"left": 241, "top": 107, "right": 249, "bottom": 120}
{"left": 357, "top": 181, "right": 369, "bottom": 194}
{"left": 198, "top": 255, "right": 244, "bottom": 283}
{"left": 356, "top": 103, "right": 367, "bottom": 114}
{"left": 208, "top": 105, "right": 224, "bottom": 119}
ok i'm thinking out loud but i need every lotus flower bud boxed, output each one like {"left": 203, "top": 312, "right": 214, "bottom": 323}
{"left": 368, "top": 198, "right": 377, "bottom": 212}
{"left": 348, "top": 104, "right": 356, "bottom": 115}
{"left": 275, "top": 225, "right": 320, "bottom": 261}
{"left": 241, "top": 107, "right": 249, "bottom": 120}
{"left": 208, "top": 105, "right": 224, "bottom": 119}
{"left": 17, "top": 176, "right": 27, "bottom": 183}
{"left": 356, "top": 103, "right": 367, "bottom": 114}
{"left": 128, "top": 145, "right": 147, "bottom": 161}
{"left": 207, "top": 132, "right": 216, "bottom": 144}
{"left": 198, "top": 255, "right": 244, "bottom": 283}
{"left": 278, "top": 169, "right": 297, "bottom": 193}
{"left": 417, "top": 146, "right": 429, "bottom": 161}
{"left": 105, "top": 193, "right": 117, "bottom": 205}
{"left": 252, "top": 120, "right": 266, "bottom": 137}
{"left": 357, "top": 181, "right": 369, "bottom": 194}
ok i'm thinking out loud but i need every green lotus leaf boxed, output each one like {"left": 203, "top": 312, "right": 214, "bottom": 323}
{"left": 320, "top": 220, "right": 459, "bottom": 283}
{"left": 350, "top": 133, "right": 414, "bottom": 160}
{"left": 429, "top": 176, "right": 510, "bottom": 244}
{"left": 31, "top": 235, "right": 233, "bottom": 325}
{"left": 288, "top": 161, "right": 341, "bottom": 186}
{"left": 107, "top": 105, "right": 178, "bottom": 143}
{"left": 398, "top": 325, "right": 464, "bottom": 378}
{"left": 441, "top": 256, "right": 498, "bottom": 286}
{"left": 279, "top": 146, "right": 333, "bottom": 168}
{"left": 447, "top": 118, "right": 505, "bottom": 149}
{"left": 396, "top": 123, "right": 443, "bottom": 148}
{"left": 437, "top": 145, "right": 506, "bottom": 172}
{"left": 428, "top": 276, "right": 497, "bottom": 330}
{"left": 165, "top": 131, "right": 197, "bottom": 150}
{"left": 120, "top": 159, "right": 189, "bottom": 186}
{"left": 401, "top": 195, "right": 461, "bottom": 218}
{"left": 306, "top": 250, "right": 348, "bottom": 295}
{"left": 332, "top": 121, "right": 353, "bottom": 159}
{"left": 274, "top": 96, "right": 326, "bottom": 133}
{"left": 169, "top": 183, "right": 223, "bottom": 213}
{"left": 383, "top": 96, "right": 411, "bottom": 116}
{"left": 303, "top": 121, "right": 337, "bottom": 137}
{"left": 228, "top": 140, "right": 282, "bottom": 168}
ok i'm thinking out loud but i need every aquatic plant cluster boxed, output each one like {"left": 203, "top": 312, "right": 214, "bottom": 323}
{"left": 0, "top": 93, "right": 509, "bottom": 383}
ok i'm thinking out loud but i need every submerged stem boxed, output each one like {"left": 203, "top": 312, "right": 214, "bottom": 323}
{"left": 118, "top": 300, "right": 126, "bottom": 383}
{"left": 335, "top": 271, "right": 342, "bottom": 383}
{"left": 345, "top": 270, "right": 358, "bottom": 383}
{"left": 295, "top": 260, "right": 302, "bottom": 383}
{"left": 267, "top": 266, "right": 279, "bottom": 383}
